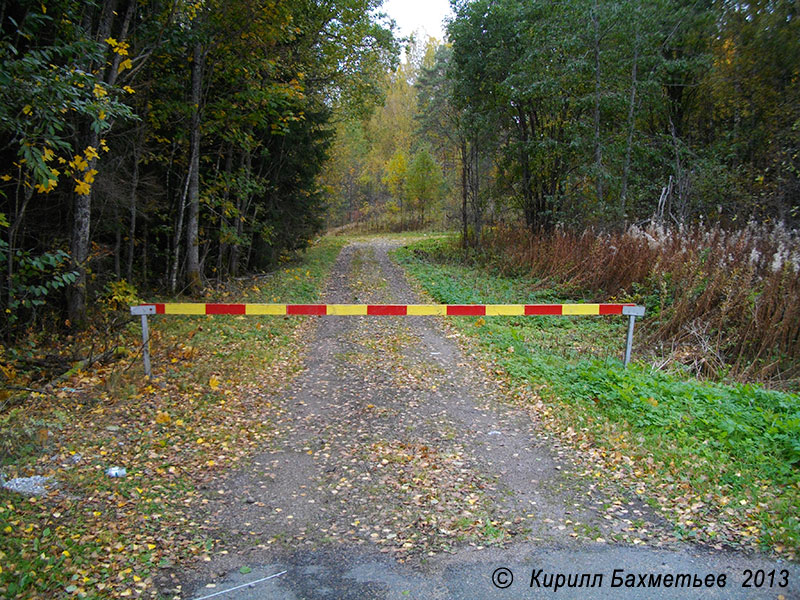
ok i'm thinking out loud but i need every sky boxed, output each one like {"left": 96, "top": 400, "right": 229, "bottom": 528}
{"left": 380, "top": 0, "right": 453, "bottom": 43}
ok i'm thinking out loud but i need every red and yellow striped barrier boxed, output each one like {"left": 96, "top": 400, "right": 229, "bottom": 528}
{"left": 136, "top": 303, "right": 636, "bottom": 316}
{"left": 130, "top": 302, "right": 645, "bottom": 377}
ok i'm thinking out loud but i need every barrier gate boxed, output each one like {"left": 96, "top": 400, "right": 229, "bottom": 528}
{"left": 129, "top": 302, "right": 646, "bottom": 377}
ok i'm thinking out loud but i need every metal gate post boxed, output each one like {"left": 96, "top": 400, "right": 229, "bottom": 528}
{"left": 130, "top": 305, "right": 156, "bottom": 377}
{"left": 622, "top": 305, "right": 646, "bottom": 366}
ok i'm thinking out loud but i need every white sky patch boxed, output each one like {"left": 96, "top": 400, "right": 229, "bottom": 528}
{"left": 380, "top": 0, "right": 453, "bottom": 43}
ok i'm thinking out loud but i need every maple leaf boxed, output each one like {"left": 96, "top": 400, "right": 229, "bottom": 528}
{"left": 74, "top": 180, "right": 91, "bottom": 195}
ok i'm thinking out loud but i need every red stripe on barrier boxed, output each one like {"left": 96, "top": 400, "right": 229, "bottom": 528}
{"left": 525, "top": 304, "right": 563, "bottom": 315}
{"left": 287, "top": 304, "right": 327, "bottom": 315}
{"left": 206, "top": 303, "right": 246, "bottom": 315}
{"left": 155, "top": 303, "right": 165, "bottom": 314}
{"left": 367, "top": 305, "right": 407, "bottom": 315}
{"left": 599, "top": 304, "right": 623, "bottom": 315}
{"left": 447, "top": 305, "right": 486, "bottom": 316}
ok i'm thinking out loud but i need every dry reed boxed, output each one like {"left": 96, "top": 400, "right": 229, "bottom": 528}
{"left": 482, "top": 221, "right": 800, "bottom": 384}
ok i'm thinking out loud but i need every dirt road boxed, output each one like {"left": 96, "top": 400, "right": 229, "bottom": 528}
{"left": 173, "top": 240, "right": 798, "bottom": 599}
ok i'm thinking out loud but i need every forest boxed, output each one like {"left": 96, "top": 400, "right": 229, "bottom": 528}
{"left": 1, "top": 0, "right": 397, "bottom": 334}
{"left": 1, "top": 0, "right": 799, "bottom": 373}
{"left": 326, "top": 0, "right": 799, "bottom": 233}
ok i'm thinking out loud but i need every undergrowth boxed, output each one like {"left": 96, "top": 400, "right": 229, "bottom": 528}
{"left": 394, "top": 237, "right": 800, "bottom": 558}
{"left": 466, "top": 223, "right": 800, "bottom": 386}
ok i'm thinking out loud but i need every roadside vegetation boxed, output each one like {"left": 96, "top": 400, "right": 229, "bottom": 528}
{"left": 479, "top": 223, "right": 800, "bottom": 386}
{"left": 395, "top": 235, "right": 800, "bottom": 560}
{"left": 0, "top": 237, "right": 345, "bottom": 600}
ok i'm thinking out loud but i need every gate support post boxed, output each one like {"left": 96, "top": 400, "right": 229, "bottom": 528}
{"left": 131, "top": 305, "right": 156, "bottom": 377}
{"left": 622, "top": 305, "right": 646, "bottom": 367}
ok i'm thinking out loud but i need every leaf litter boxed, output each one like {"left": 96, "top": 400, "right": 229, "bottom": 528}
{"left": 0, "top": 238, "right": 346, "bottom": 599}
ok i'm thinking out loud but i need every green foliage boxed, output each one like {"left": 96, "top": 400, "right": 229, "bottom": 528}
{"left": 0, "top": 0, "right": 399, "bottom": 337}
{"left": 102, "top": 279, "right": 140, "bottom": 311}
{"left": 439, "top": 0, "right": 798, "bottom": 228}
{"left": 321, "top": 37, "right": 442, "bottom": 229}
{"left": 0, "top": 240, "right": 77, "bottom": 326}
{"left": 0, "top": 6, "right": 135, "bottom": 189}
{"left": 565, "top": 362, "right": 799, "bottom": 472}
{"left": 382, "top": 149, "right": 408, "bottom": 201}
{"left": 448, "top": 0, "right": 588, "bottom": 229}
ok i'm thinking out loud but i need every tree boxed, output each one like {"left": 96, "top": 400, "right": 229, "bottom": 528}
{"left": 704, "top": 0, "right": 800, "bottom": 220}
{"left": 416, "top": 43, "right": 462, "bottom": 233}
{"left": 320, "top": 119, "right": 370, "bottom": 225}
{"left": 450, "top": 0, "right": 596, "bottom": 230}
{"left": 382, "top": 149, "right": 408, "bottom": 209}
{"left": 406, "top": 146, "right": 444, "bottom": 225}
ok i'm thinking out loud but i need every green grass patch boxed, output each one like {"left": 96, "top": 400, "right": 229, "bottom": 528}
{"left": 146, "top": 235, "right": 347, "bottom": 374}
{"left": 394, "top": 236, "right": 800, "bottom": 557}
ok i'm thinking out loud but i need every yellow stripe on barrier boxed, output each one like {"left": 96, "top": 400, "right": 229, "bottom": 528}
{"left": 563, "top": 304, "right": 600, "bottom": 315}
{"left": 328, "top": 304, "right": 367, "bottom": 315}
{"left": 407, "top": 304, "right": 447, "bottom": 315}
{"left": 245, "top": 304, "right": 287, "bottom": 315}
{"left": 485, "top": 304, "right": 525, "bottom": 316}
{"left": 165, "top": 303, "right": 206, "bottom": 315}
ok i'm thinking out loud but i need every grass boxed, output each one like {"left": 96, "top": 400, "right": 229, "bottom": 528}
{"left": 0, "top": 236, "right": 346, "bottom": 600}
{"left": 394, "top": 236, "right": 800, "bottom": 558}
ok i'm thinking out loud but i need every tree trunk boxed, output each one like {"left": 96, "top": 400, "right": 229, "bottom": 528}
{"left": 142, "top": 220, "right": 148, "bottom": 285}
{"left": 621, "top": 27, "right": 639, "bottom": 214}
{"left": 460, "top": 137, "right": 468, "bottom": 246}
{"left": 114, "top": 202, "right": 121, "bottom": 278}
{"left": 169, "top": 166, "right": 191, "bottom": 293}
{"left": 229, "top": 149, "right": 249, "bottom": 277}
{"left": 469, "top": 141, "right": 482, "bottom": 245}
{"left": 592, "top": 0, "right": 604, "bottom": 205}
{"left": 126, "top": 131, "right": 141, "bottom": 281}
{"left": 67, "top": 0, "right": 119, "bottom": 325}
{"left": 217, "top": 148, "right": 233, "bottom": 280}
{"left": 514, "top": 104, "right": 535, "bottom": 230}
{"left": 67, "top": 165, "right": 92, "bottom": 325}
{"left": 6, "top": 181, "right": 34, "bottom": 337}
{"left": 185, "top": 40, "right": 204, "bottom": 294}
